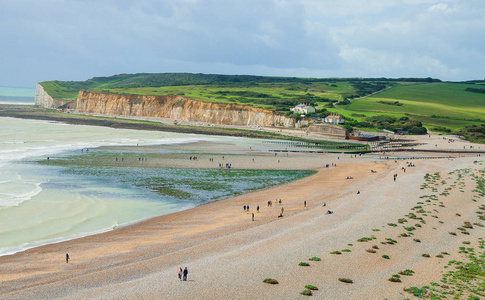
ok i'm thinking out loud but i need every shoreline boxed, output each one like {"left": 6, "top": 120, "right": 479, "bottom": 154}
{"left": 0, "top": 105, "right": 346, "bottom": 146}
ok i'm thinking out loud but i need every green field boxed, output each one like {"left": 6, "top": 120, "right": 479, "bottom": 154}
{"left": 347, "top": 83, "right": 485, "bottom": 120}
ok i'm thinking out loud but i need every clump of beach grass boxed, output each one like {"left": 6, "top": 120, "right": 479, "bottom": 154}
{"left": 422, "top": 253, "right": 430, "bottom": 258}
{"left": 299, "top": 262, "right": 310, "bottom": 266}
{"left": 309, "top": 257, "right": 321, "bottom": 261}
{"left": 330, "top": 251, "right": 341, "bottom": 255}
{"left": 338, "top": 278, "right": 353, "bottom": 283}
{"left": 382, "top": 255, "right": 390, "bottom": 259}
{"left": 305, "top": 285, "right": 318, "bottom": 290}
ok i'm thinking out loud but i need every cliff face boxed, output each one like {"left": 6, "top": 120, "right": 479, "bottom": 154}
{"left": 75, "top": 91, "right": 296, "bottom": 127}
{"left": 34, "top": 84, "right": 70, "bottom": 108}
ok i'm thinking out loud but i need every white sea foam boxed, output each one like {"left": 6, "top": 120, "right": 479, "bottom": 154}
{"left": 0, "top": 101, "right": 34, "bottom": 105}
{"left": 0, "top": 182, "right": 42, "bottom": 208}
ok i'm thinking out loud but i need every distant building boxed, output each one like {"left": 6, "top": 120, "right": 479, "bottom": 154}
{"left": 291, "top": 104, "right": 315, "bottom": 114}
{"left": 324, "top": 114, "right": 344, "bottom": 124}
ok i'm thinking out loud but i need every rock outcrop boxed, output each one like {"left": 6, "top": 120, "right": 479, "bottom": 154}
{"left": 34, "top": 84, "right": 70, "bottom": 109}
{"left": 75, "top": 91, "right": 297, "bottom": 128}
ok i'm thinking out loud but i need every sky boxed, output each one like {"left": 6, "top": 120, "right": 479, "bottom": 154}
{"left": 1, "top": 0, "right": 484, "bottom": 87}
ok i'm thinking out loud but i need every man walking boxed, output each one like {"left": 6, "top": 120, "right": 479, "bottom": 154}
{"left": 183, "top": 267, "right": 188, "bottom": 281}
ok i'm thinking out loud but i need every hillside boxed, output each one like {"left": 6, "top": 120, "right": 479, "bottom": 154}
{"left": 38, "top": 73, "right": 485, "bottom": 141}
{"left": 330, "top": 81, "right": 485, "bottom": 141}
{"left": 39, "top": 73, "right": 433, "bottom": 115}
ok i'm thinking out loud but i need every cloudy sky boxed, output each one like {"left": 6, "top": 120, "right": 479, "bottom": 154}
{"left": 1, "top": 0, "right": 484, "bottom": 87}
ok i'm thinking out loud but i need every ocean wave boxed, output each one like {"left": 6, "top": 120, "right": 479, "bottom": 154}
{"left": 0, "top": 101, "right": 34, "bottom": 105}
{"left": 0, "top": 220, "right": 120, "bottom": 257}
{"left": 0, "top": 182, "right": 42, "bottom": 208}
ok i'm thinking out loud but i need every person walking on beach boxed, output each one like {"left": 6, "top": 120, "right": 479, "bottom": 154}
{"left": 281, "top": 207, "right": 284, "bottom": 215}
{"left": 178, "top": 267, "right": 183, "bottom": 280}
{"left": 304, "top": 200, "right": 306, "bottom": 207}
{"left": 66, "top": 253, "right": 69, "bottom": 263}
{"left": 257, "top": 206, "right": 259, "bottom": 213}
{"left": 252, "top": 213, "right": 254, "bottom": 221}
{"left": 183, "top": 267, "right": 188, "bottom": 281}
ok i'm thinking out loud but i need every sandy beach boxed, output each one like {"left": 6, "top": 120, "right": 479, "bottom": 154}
{"left": 1, "top": 132, "right": 484, "bottom": 299}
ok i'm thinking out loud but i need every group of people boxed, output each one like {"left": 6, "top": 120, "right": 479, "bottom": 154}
{"left": 177, "top": 267, "right": 189, "bottom": 281}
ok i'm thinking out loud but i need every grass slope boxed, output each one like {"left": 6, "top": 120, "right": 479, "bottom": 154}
{"left": 341, "top": 82, "right": 485, "bottom": 131}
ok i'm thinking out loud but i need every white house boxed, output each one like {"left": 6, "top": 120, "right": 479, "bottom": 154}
{"left": 324, "top": 114, "right": 345, "bottom": 124}
{"left": 291, "top": 104, "right": 315, "bottom": 114}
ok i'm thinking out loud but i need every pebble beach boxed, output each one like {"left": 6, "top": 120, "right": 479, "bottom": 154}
{"left": 1, "top": 132, "right": 485, "bottom": 299}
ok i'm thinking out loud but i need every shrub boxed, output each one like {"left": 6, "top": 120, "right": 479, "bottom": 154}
{"left": 366, "top": 249, "right": 377, "bottom": 253}
{"left": 263, "top": 278, "right": 279, "bottom": 284}
{"left": 413, "top": 239, "right": 421, "bottom": 243}
{"left": 305, "top": 285, "right": 318, "bottom": 290}
{"left": 338, "top": 278, "right": 353, "bottom": 283}
{"left": 357, "top": 237, "right": 374, "bottom": 242}
{"left": 388, "top": 275, "right": 401, "bottom": 282}
{"left": 330, "top": 251, "right": 341, "bottom": 255}
{"left": 299, "top": 262, "right": 310, "bottom": 266}
{"left": 341, "top": 249, "right": 351, "bottom": 252}
{"left": 309, "top": 257, "right": 321, "bottom": 261}
{"left": 399, "top": 269, "right": 414, "bottom": 276}
{"left": 382, "top": 255, "right": 390, "bottom": 259}
{"left": 300, "top": 289, "right": 312, "bottom": 296}
{"left": 422, "top": 254, "right": 430, "bottom": 258}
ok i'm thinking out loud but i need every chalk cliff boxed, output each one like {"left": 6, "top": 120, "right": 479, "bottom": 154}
{"left": 34, "top": 84, "right": 70, "bottom": 109}
{"left": 75, "top": 91, "right": 297, "bottom": 127}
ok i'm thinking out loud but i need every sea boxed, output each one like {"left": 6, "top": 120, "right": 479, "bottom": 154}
{"left": 0, "top": 86, "right": 35, "bottom": 105}
{"left": 0, "top": 87, "right": 309, "bottom": 256}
